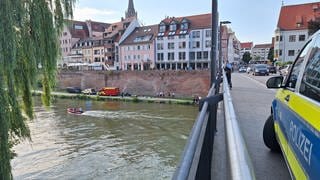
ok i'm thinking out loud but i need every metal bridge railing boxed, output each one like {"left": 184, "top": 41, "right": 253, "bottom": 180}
{"left": 222, "top": 71, "right": 256, "bottom": 180}
{"left": 173, "top": 71, "right": 256, "bottom": 180}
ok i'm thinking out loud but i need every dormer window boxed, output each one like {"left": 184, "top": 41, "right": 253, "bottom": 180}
{"left": 169, "top": 22, "right": 177, "bottom": 31}
{"left": 181, "top": 19, "right": 189, "bottom": 30}
{"left": 181, "top": 23, "right": 188, "bottom": 30}
{"left": 159, "top": 25, "right": 166, "bottom": 33}
{"left": 74, "top": 25, "right": 83, "bottom": 30}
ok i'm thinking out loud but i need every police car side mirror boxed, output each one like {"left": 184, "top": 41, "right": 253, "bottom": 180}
{"left": 266, "top": 76, "right": 284, "bottom": 88}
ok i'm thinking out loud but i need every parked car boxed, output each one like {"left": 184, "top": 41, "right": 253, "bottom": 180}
{"left": 82, "top": 88, "right": 96, "bottom": 95}
{"left": 238, "top": 66, "right": 247, "bottom": 73}
{"left": 267, "top": 65, "right": 277, "bottom": 74}
{"left": 252, "top": 64, "right": 269, "bottom": 76}
{"left": 66, "top": 87, "right": 81, "bottom": 93}
{"left": 263, "top": 29, "right": 320, "bottom": 179}
{"left": 120, "top": 92, "right": 131, "bottom": 97}
{"left": 279, "top": 64, "right": 291, "bottom": 76}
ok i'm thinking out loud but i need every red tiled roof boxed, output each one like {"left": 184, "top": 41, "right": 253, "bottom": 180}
{"left": 121, "top": 24, "right": 159, "bottom": 45}
{"left": 161, "top": 13, "right": 211, "bottom": 30}
{"left": 240, "top": 42, "right": 253, "bottom": 49}
{"left": 65, "top": 20, "right": 89, "bottom": 39}
{"left": 88, "top": 21, "right": 110, "bottom": 32}
{"left": 277, "top": 2, "right": 320, "bottom": 30}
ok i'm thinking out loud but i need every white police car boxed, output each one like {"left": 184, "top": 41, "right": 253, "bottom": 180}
{"left": 263, "top": 30, "right": 320, "bottom": 179}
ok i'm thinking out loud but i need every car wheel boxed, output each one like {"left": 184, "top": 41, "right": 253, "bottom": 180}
{"left": 263, "top": 115, "right": 281, "bottom": 152}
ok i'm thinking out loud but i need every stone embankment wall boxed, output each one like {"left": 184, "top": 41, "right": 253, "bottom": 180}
{"left": 57, "top": 70, "right": 210, "bottom": 98}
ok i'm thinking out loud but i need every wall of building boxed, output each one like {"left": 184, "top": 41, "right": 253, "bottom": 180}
{"left": 274, "top": 29, "right": 308, "bottom": 62}
{"left": 57, "top": 70, "right": 210, "bottom": 98}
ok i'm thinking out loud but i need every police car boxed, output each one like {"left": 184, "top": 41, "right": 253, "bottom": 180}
{"left": 263, "top": 30, "right": 320, "bottom": 179}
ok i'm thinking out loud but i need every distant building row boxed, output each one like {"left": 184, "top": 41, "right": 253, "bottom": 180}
{"left": 59, "top": 0, "right": 241, "bottom": 71}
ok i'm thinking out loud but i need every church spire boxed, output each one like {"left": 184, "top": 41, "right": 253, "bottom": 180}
{"left": 125, "top": 0, "right": 137, "bottom": 19}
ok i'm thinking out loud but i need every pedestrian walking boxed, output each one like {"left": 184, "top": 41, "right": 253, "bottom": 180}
{"left": 224, "top": 61, "right": 232, "bottom": 89}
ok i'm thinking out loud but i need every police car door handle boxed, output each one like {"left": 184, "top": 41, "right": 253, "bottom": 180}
{"left": 285, "top": 95, "right": 290, "bottom": 102}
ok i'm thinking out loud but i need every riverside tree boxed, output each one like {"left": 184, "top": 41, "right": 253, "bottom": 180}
{"left": 0, "top": 0, "right": 75, "bottom": 179}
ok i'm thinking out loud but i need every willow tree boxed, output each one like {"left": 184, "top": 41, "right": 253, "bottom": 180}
{"left": 0, "top": 0, "right": 75, "bottom": 179}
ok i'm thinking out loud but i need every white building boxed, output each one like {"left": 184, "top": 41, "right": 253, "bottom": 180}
{"left": 251, "top": 43, "right": 272, "bottom": 61}
{"left": 155, "top": 14, "right": 212, "bottom": 70}
{"left": 274, "top": 2, "right": 320, "bottom": 63}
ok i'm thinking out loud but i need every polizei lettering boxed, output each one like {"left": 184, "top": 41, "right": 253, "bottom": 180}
{"left": 290, "top": 121, "right": 313, "bottom": 166}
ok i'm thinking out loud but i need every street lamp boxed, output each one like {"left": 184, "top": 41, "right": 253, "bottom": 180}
{"left": 219, "top": 21, "right": 231, "bottom": 73}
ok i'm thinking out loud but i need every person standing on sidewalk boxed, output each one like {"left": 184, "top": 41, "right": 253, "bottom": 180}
{"left": 224, "top": 61, "right": 233, "bottom": 89}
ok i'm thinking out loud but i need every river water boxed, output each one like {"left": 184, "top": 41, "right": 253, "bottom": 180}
{"left": 11, "top": 98, "right": 197, "bottom": 180}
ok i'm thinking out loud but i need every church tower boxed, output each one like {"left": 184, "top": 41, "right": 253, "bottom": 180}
{"left": 125, "top": 0, "right": 137, "bottom": 19}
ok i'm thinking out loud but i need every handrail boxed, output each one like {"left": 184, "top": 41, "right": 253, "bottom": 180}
{"left": 173, "top": 84, "right": 216, "bottom": 180}
{"left": 223, "top": 70, "right": 256, "bottom": 180}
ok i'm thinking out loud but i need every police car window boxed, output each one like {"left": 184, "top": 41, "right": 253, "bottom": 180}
{"left": 287, "top": 41, "right": 311, "bottom": 89}
{"left": 299, "top": 37, "right": 320, "bottom": 102}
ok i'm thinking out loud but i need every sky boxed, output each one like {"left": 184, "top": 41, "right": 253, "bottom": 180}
{"left": 74, "top": 0, "right": 320, "bottom": 44}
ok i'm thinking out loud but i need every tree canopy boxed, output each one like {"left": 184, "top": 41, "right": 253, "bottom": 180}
{"left": 0, "top": 0, "right": 75, "bottom": 179}
{"left": 308, "top": 18, "right": 320, "bottom": 36}
{"left": 268, "top": 47, "right": 274, "bottom": 63}
{"left": 242, "top": 52, "right": 252, "bottom": 64}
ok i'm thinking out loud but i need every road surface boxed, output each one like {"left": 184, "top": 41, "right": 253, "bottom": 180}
{"left": 230, "top": 72, "right": 291, "bottom": 180}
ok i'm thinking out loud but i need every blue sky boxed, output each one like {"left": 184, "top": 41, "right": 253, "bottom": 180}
{"left": 74, "top": 0, "right": 319, "bottom": 44}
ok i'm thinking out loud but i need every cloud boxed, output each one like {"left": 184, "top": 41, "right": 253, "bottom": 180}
{"left": 73, "top": 7, "right": 119, "bottom": 22}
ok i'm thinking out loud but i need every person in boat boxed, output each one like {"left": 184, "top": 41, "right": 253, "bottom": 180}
{"left": 68, "top": 107, "right": 83, "bottom": 113}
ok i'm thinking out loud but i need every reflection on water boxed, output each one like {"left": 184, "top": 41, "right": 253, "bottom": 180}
{"left": 12, "top": 98, "right": 197, "bottom": 180}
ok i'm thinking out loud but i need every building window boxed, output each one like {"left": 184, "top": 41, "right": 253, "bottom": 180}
{"left": 168, "top": 52, "right": 175, "bottom": 60}
{"left": 189, "top": 52, "right": 195, "bottom": 60}
{"left": 205, "top": 30, "right": 211, "bottom": 38}
{"left": 94, "top": 50, "right": 100, "bottom": 55}
{"left": 203, "top": 51, "right": 209, "bottom": 59}
{"left": 288, "top": 50, "right": 295, "bottom": 56}
{"left": 159, "top": 25, "right": 166, "bottom": 32}
{"left": 74, "top": 25, "right": 83, "bottom": 30}
{"left": 196, "top": 52, "right": 202, "bottom": 60}
{"left": 181, "top": 22, "right": 188, "bottom": 30}
{"left": 192, "top": 41, "right": 200, "bottom": 48}
{"left": 192, "top": 31, "right": 200, "bottom": 38}
{"left": 179, "top": 52, "right": 186, "bottom": 60}
{"left": 289, "top": 35, "right": 296, "bottom": 42}
{"left": 169, "top": 23, "right": 177, "bottom": 31}
{"left": 276, "top": 36, "right": 279, "bottom": 41}
{"left": 299, "top": 35, "right": 306, "bottom": 41}
{"left": 280, "top": 36, "right": 283, "bottom": 41}
{"left": 179, "top": 42, "right": 186, "bottom": 49}
{"left": 157, "top": 53, "right": 164, "bottom": 61}
{"left": 279, "top": 49, "right": 282, "bottom": 56}
{"left": 179, "top": 35, "right": 186, "bottom": 39}
{"left": 168, "top": 42, "right": 175, "bottom": 49}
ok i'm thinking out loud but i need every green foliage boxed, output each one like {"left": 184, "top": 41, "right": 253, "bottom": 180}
{"left": 268, "top": 47, "right": 274, "bottom": 62}
{"left": 0, "top": 0, "right": 75, "bottom": 178}
{"left": 308, "top": 18, "right": 320, "bottom": 36}
{"left": 242, "top": 52, "right": 252, "bottom": 64}
{"left": 132, "top": 96, "right": 140, "bottom": 103}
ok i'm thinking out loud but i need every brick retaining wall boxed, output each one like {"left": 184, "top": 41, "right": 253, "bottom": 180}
{"left": 57, "top": 70, "right": 210, "bottom": 98}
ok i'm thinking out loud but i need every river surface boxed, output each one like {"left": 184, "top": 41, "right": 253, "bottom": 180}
{"left": 11, "top": 98, "right": 197, "bottom": 180}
